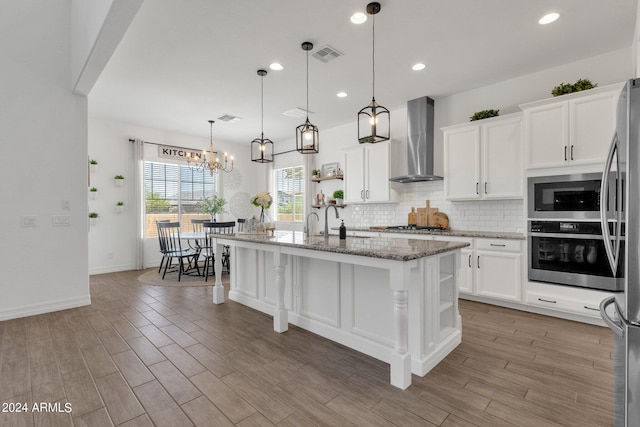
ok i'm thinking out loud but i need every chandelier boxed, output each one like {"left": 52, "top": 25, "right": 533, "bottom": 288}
{"left": 251, "top": 69, "right": 274, "bottom": 163}
{"left": 186, "top": 120, "right": 234, "bottom": 175}
{"left": 296, "top": 41, "right": 319, "bottom": 154}
{"left": 357, "top": 2, "right": 390, "bottom": 144}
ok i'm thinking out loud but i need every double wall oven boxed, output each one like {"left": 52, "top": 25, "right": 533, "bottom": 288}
{"left": 527, "top": 173, "right": 624, "bottom": 292}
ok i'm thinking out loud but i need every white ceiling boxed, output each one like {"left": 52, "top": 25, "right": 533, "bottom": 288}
{"left": 89, "top": 0, "right": 637, "bottom": 146}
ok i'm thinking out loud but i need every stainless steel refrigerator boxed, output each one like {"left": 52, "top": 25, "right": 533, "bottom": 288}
{"left": 600, "top": 78, "right": 640, "bottom": 427}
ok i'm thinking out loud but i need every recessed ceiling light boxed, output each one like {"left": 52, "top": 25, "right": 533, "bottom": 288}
{"left": 337, "top": 92, "right": 348, "bottom": 98}
{"left": 412, "top": 63, "right": 426, "bottom": 71}
{"left": 269, "top": 62, "right": 283, "bottom": 71}
{"left": 350, "top": 12, "right": 367, "bottom": 24}
{"left": 538, "top": 12, "right": 559, "bottom": 25}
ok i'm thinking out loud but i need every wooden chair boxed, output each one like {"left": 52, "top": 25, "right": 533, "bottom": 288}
{"left": 201, "top": 221, "right": 235, "bottom": 281}
{"left": 156, "top": 220, "right": 172, "bottom": 273}
{"left": 156, "top": 221, "right": 200, "bottom": 281}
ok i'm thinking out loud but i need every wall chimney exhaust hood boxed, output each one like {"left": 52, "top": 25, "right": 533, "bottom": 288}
{"left": 389, "top": 96, "right": 442, "bottom": 183}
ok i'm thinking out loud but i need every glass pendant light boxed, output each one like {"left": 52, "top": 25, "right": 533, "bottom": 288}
{"left": 251, "top": 69, "right": 274, "bottom": 163}
{"left": 296, "top": 41, "right": 319, "bottom": 154}
{"left": 357, "top": 2, "right": 390, "bottom": 144}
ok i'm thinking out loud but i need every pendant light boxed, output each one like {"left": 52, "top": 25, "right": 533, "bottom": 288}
{"left": 251, "top": 69, "right": 274, "bottom": 163}
{"left": 296, "top": 41, "right": 319, "bottom": 154}
{"left": 357, "top": 2, "right": 390, "bottom": 144}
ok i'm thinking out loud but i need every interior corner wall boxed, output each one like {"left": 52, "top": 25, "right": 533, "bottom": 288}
{"left": 87, "top": 116, "right": 263, "bottom": 273}
{"left": 0, "top": 1, "right": 90, "bottom": 320}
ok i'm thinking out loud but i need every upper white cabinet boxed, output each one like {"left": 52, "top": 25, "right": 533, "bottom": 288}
{"left": 521, "top": 84, "right": 622, "bottom": 170}
{"left": 344, "top": 142, "right": 398, "bottom": 203}
{"left": 443, "top": 113, "right": 523, "bottom": 201}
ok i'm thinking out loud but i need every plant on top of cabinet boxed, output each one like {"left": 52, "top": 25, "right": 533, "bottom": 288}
{"left": 551, "top": 78, "right": 597, "bottom": 97}
{"left": 469, "top": 109, "right": 499, "bottom": 122}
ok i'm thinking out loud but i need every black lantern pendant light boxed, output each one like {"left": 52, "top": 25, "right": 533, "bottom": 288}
{"left": 251, "top": 69, "right": 274, "bottom": 163}
{"left": 296, "top": 41, "right": 319, "bottom": 154}
{"left": 358, "top": 2, "right": 390, "bottom": 144}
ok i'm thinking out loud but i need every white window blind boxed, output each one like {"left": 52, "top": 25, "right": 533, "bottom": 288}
{"left": 144, "top": 161, "right": 215, "bottom": 236}
{"left": 274, "top": 165, "right": 304, "bottom": 223}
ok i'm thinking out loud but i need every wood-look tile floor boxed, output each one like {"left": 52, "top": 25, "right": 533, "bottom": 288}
{"left": 0, "top": 270, "right": 614, "bottom": 427}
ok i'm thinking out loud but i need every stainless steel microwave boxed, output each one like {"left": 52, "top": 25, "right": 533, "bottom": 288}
{"left": 527, "top": 173, "right": 617, "bottom": 220}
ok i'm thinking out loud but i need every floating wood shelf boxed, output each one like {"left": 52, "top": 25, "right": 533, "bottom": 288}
{"left": 312, "top": 204, "right": 347, "bottom": 209}
{"left": 311, "top": 175, "right": 344, "bottom": 183}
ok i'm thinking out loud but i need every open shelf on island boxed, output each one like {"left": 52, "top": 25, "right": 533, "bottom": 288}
{"left": 311, "top": 175, "right": 344, "bottom": 183}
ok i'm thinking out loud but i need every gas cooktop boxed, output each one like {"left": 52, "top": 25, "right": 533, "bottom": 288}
{"left": 386, "top": 225, "right": 445, "bottom": 231}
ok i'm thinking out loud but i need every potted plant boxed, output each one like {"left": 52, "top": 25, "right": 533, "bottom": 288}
{"left": 114, "top": 175, "right": 125, "bottom": 187}
{"left": 89, "top": 159, "right": 98, "bottom": 173}
{"left": 333, "top": 189, "right": 344, "bottom": 205}
{"left": 469, "top": 109, "right": 500, "bottom": 122}
{"left": 551, "top": 78, "right": 597, "bottom": 97}
{"left": 116, "top": 201, "right": 124, "bottom": 213}
{"left": 89, "top": 186, "right": 98, "bottom": 199}
{"left": 312, "top": 169, "right": 320, "bottom": 179}
{"left": 89, "top": 212, "right": 99, "bottom": 226}
{"left": 199, "top": 194, "right": 227, "bottom": 221}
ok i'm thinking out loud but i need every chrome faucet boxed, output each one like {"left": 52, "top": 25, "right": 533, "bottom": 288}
{"left": 324, "top": 204, "right": 340, "bottom": 238}
{"left": 305, "top": 211, "right": 319, "bottom": 237}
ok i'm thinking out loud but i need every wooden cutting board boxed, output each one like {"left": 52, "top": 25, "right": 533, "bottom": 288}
{"left": 417, "top": 200, "right": 438, "bottom": 226}
{"left": 431, "top": 212, "right": 450, "bottom": 230}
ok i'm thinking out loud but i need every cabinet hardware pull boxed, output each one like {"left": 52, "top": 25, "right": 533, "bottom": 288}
{"left": 564, "top": 146, "right": 567, "bottom": 161}
{"left": 365, "top": 190, "right": 369, "bottom": 199}
{"left": 485, "top": 182, "right": 487, "bottom": 194}
{"left": 477, "top": 256, "right": 480, "bottom": 268}
{"left": 570, "top": 145, "right": 574, "bottom": 161}
{"left": 476, "top": 182, "right": 479, "bottom": 195}
{"left": 490, "top": 243, "right": 506, "bottom": 247}
{"left": 361, "top": 190, "right": 364, "bottom": 200}
{"left": 468, "top": 254, "right": 471, "bottom": 267}
{"left": 583, "top": 306, "right": 599, "bottom": 311}
{"left": 538, "top": 298, "right": 557, "bottom": 304}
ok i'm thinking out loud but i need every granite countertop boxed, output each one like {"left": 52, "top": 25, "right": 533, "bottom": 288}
{"left": 336, "top": 226, "right": 525, "bottom": 240}
{"left": 213, "top": 231, "right": 469, "bottom": 262}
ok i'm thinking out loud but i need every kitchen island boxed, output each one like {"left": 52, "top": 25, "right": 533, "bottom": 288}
{"left": 210, "top": 231, "right": 468, "bottom": 389}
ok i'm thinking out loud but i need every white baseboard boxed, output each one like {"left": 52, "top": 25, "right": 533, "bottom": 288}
{"left": 89, "top": 264, "right": 138, "bottom": 275}
{"left": 0, "top": 295, "right": 91, "bottom": 321}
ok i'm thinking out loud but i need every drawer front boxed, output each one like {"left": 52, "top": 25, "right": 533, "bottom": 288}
{"left": 431, "top": 235, "right": 474, "bottom": 246}
{"left": 476, "top": 238, "right": 521, "bottom": 252}
{"left": 526, "top": 292, "right": 602, "bottom": 318}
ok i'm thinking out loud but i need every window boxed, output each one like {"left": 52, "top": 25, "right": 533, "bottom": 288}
{"left": 144, "top": 162, "right": 215, "bottom": 237}
{"left": 274, "top": 166, "right": 304, "bottom": 222}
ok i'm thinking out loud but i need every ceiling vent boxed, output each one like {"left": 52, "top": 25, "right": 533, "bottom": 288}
{"left": 282, "top": 107, "right": 314, "bottom": 119}
{"left": 312, "top": 45, "right": 343, "bottom": 63}
{"left": 217, "top": 114, "right": 242, "bottom": 123}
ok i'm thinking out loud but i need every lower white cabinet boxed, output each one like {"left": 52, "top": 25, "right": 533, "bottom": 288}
{"left": 433, "top": 236, "right": 522, "bottom": 303}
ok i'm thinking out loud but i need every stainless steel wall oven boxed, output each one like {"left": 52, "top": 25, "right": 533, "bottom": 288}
{"left": 528, "top": 220, "right": 624, "bottom": 291}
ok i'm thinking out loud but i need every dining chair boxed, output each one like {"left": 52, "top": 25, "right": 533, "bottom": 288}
{"left": 157, "top": 221, "right": 200, "bottom": 281}
{"left": 156, "top": 219, "right": 172, "bottom": 273}
{"left": 189, "top": 218, "right": 210, "bottom": 252}
{"left": 201, "top": 221, "right": 235, "bottom": 281}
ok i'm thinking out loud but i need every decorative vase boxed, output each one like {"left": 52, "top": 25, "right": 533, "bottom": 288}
{"left": 257, "top": 207, "right": 270, "bottom": 233}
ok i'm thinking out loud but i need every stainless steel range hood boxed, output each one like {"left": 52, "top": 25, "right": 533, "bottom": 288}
{"left": 389, "top": 96, "right": 442, "bottom": 182}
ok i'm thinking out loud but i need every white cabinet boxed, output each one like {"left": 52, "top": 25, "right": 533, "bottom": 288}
{"left": 521, "top": 85, "right": 621, "bottom": 170}
{"left": 443, "top": 113, "right": 522, "bottom": 200}
{"left": 433, "top": 236, "right": 522, "bottom": 302}
{"left": 344, "top": 142, "right": 397, "bottom": 203}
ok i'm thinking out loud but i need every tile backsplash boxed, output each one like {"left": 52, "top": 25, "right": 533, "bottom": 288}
{"left": 348, "top": 181, "right": 525, "bottom": 233}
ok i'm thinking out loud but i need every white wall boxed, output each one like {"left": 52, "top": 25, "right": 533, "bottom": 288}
{"left": 87, "top": 116, "right": 264, "bottom": 273}
{"left": 0, "top": 1, "right": 91, "bottom": 320}
{"left": 277, "top": 47, "right": 633, "bottom": 234}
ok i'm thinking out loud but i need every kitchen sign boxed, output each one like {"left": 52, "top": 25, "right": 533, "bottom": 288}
{"left": 157, "top": 145, "right": 215, "bottom": 162}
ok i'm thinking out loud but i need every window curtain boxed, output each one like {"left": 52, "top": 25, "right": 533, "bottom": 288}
{"left": 132, "top": 139, "right": 144, "bottom": 269}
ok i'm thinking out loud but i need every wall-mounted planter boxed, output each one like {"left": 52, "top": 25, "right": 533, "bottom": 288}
{"left": 114, "top": 175, "right": 125, "bottom": 187}
{"left": 89, "top": 160, "right": 98, "bottom": 173}
{"left": 116, "top": 203, "right": 124, "bottom": 213}
{"left": 89, "top": 188, "right": 98, "bottom": 200}
{"left": 89, "top": 213, "right": 99, "bottom": 226}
